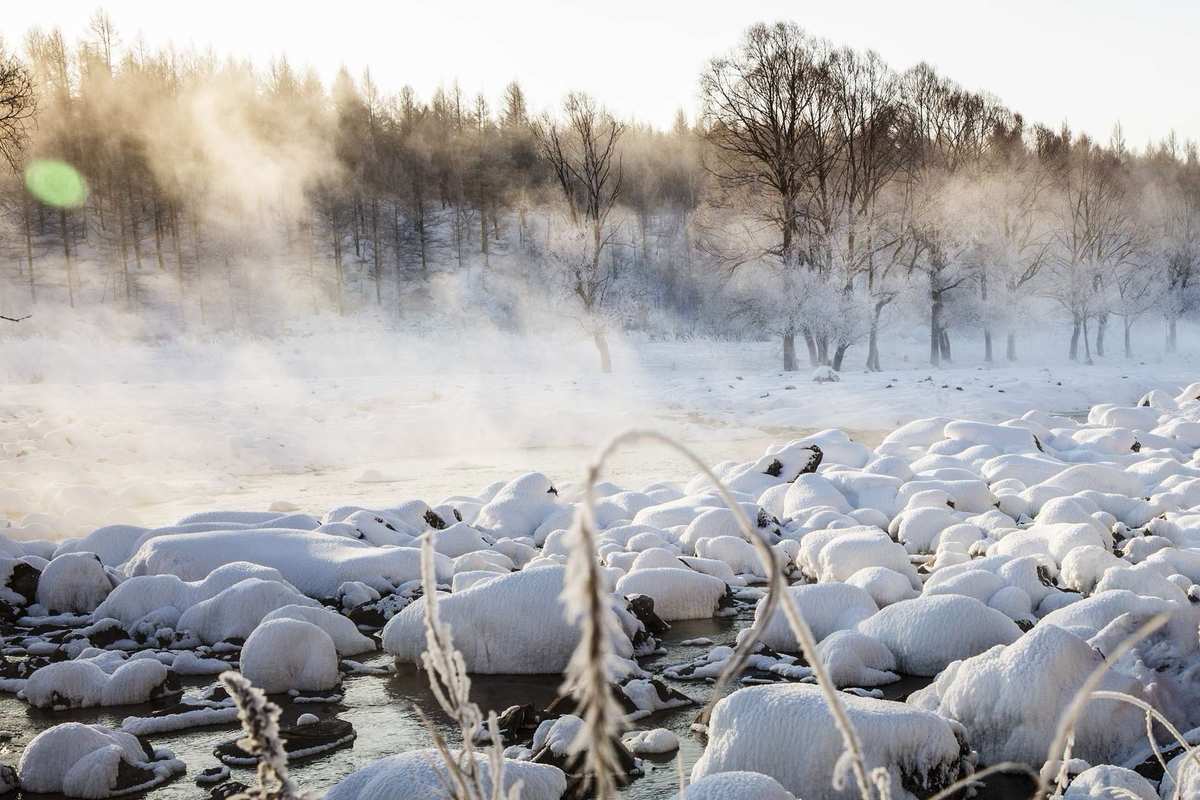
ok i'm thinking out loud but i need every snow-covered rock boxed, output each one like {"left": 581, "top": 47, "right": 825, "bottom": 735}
{"left": 383, "top": 565, "right": 635, "bottom": 674}
{"left": 36, "top": 553, "right": 116, "bottom": 613}
{"left": 18, "top": 722, "right": 184, "bottom": 797}
{"left": 693, "top": 683, "right": 971, "bottom": 800}
{"left": 908, "top": 623, "right": 1150, "bottom": 766}
{"left": 260, "top": 603, "right": 376, "bottom": 656}
{"left": 324, "top": 749, "right": 566, "bottom": 800}
{"left": 856, "top": 595, "right": 1023, "bottom": 676}
{"left": 240, "top": 618, "right": 341, "bottom": 694}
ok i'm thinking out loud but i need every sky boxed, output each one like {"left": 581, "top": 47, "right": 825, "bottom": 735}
{"left": 4, "top": 0, "right": 1198, "bottom": 148}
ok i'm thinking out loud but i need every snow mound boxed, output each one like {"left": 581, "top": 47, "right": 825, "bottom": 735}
{"left": 908, "top": 623, "right": 1150, "bottom": 766}
{"left": 856, "top": 594, "right": 1022, "bottom": 676}
{"left": 622, "top": 728, "right": 679, "bottom": 755}
{"left": 125, "top": 529, "right": 450, "bottom": 597}
{"left": 383, "top": 565, "right": 635, "bottom": 674}
{"left": 20, "top": 658, "right": 172, "bottom": 709}
{"left": 175, "top": 578, "right": 319, "bottom": 644}
{"left": 260, "top": 603, "right": 376, "bottom": 656}
{"left": 693, "top": 683, "right": 971, "bottom": 800}
{"left": 324, "top": 749, "right": 566, "bottom": 800}
{"left": 683, "top": 771, "right": 796, "bottom": 800}
{"left": 1063, "top": 764, "right": 1156, "bottom": 800}
{"left": 18, "top": 722, "right": 184, "bottom": 797}
{"left": 753, "top": 583, "right": 879, "bottom": 652}
{"left": 240, "top": 618, "right": 341, "bottom": 694}
{"left": 616, "top": 568, "right": 728, "bottom": 621}
{"left": 36, "top": 553, "right": 116, "bottom": 614}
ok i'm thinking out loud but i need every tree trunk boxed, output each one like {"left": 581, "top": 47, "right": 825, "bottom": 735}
{"left": 594, "top": 330, "right": 612, "bottom": 374}
{"left": 832, "top": 342, "right": 849, "bottom": 371}
{"left": 1069, "top": 316, "right": 1081, "bottom": 361}
{"left": 1083, "top": 317, "right": 1093, "bottom": 365}
{"left": 802, "top": 329, "right": 818, "bottom": 367}
{"left": 1006, "top": 331, "right": 1017, "bottom": 361}
{"left": 23, "top": 199, "right": 35, "bottom": 303}
{"left": 930, "top": 292, "right": 942, "bottom": 366}
{"left": 984, "top": 329, "right": 993, "bottom": 363}
{"left": 939, "top": 329, "right": 952, "bottom": 362}
{"left": 1095, "top": 313, "right": 1107, "bottom": 357}
{"left": 1124, "top": 318, "right": 1133, "bottom": 358}
{"left": 783, "top": 332, "right": 797, "bottom": 372}
{"left": 371, "top": 197, "right": 382, "bottom": 305}
{"left": 1167, "top": 317, "right": 1178, "bottom": 352}
{"left": 61, "top": 208, "right": 74, "bottom": 308}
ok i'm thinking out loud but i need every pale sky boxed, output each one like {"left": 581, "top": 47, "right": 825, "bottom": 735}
{"left": 5, "top": 0, "right": 1198, "bottom": 148}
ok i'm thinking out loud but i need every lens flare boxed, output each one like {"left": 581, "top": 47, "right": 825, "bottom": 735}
{"left": 24, "top": 159, "right": 88, "bottom": 209}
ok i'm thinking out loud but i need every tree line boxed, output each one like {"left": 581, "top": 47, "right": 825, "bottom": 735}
{"left": 0, "top": 14, "right": 1196, "bottom": 371}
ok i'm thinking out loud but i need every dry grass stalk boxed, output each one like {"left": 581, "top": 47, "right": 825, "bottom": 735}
{"left": 218, "top": 670, "right": 306, "bottom": 800}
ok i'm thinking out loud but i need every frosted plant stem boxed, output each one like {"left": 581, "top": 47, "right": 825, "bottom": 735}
{"left": 1088, "top": 691, "right": 1199, "bottom": 800}
{"left": 579, "top": 429, "right": 872, "bottom": 800}
{"left": 1036, "top": 614, "right": 1167, "bottom": 799}
{"left": 218, "top": 670, "right": 304, "bottom": 800}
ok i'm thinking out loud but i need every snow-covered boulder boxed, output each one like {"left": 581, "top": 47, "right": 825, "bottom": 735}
{"left": 20, "top": 658, "right": 173, "bottom": 709}
{"left": 18, "top": 722, "right": 184, "bottom": 797}
{"left": 1063, "top": 764, "right": 1156, "bottom": 800}
{"left": 684, "top": 771, "right": 796, "bottom": 799}
{"left": 125, "top": 529, "right": 450, "bottom": 597}
{"left": 36, "top": 552, "right": 116, "bottom": 614}
{"left": 175, "top": 578, "right": 318, "bottom": 644}
{"left": 240, "top": 618, "right": 340, "bottom": 694}
{"left": 856, "top": 595, "right": 1022, "bottom": 676}
{"left": 324, "top": 749, "right": 566, "bottom": 800}
{"left": 815, "top": 629, "right": 899, "bottom": 687}
{"left": 383, "top": 565, "right": 635, "bottom": 674}
{"left": 753, "top": 583, "right": 879, "bottom": 652}
{"left": 908, "top": 624, "right": 1150, "bottom": 766}
{"left": 473, "top": 473, "right": 560, "bottom": 539}
{"left": 260, "top": 603, "right": 375, "bottom": 656}
{"left": 616, "top": 568, "right": 727, "bottom": 621}
{"left": 693, "top": 683, "right": 971, "bottom": 800}
{"left": 92, "top": 562, "right": 294, "bottom": 631}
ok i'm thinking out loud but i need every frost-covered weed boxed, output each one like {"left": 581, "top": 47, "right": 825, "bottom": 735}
{"left": 218, "top": 670, "right": 307, "bottom": 800}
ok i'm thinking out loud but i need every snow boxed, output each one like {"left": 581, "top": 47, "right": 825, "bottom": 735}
{"left": 856, "top": 594, "right": 1023, "bottom": 676}
{"left": 616, "top": 568, "right": 728, "bottom": 621}
{"left": 175, "top": 577, "right": 319, "bottom": 644}
{"left": 623, "top": 728, "right": 679, "bottom": 755}
{"left": 683, "top": 771, "right": 797, "bottom": 799}
{"left": 20, "top": 658, "right": 170, "bottom": 709}
{"left": 1063, "top": 765, "right": 1157, "bottom": 800}
{"left": 260, "top": 603, "right": 376, "bottom": 655}
{"left": 125, "top": 529, "right": 451, "bottom": 597}
{"left": 323, "top": 749, "right": 566, "bottom": 800}
{"left": 18, "top": 722, "right": 184, "bottom": 797}
{"left": 36, "top": 553, "right": 116, "bottom": 614}
{"left": 693, "top": 683, "right": 971, "bottom": 800}
{"left": 383, "top": 564, "right": 635, "bottom": 673}
{"left": 240, "top": 618, "right": 341, "bottom": 694}
{"left": 908, "top": 624, "right": 1151, "bottom": 766}
{"left": 752, "top": 583, "right": 879, "bottom": 651}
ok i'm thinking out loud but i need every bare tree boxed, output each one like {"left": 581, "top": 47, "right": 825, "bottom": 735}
{"left": 0, "top": 42, "right": 35, "bottom": 173}
{"left": 532, "top": 92, "right": 624, "bottom": 372}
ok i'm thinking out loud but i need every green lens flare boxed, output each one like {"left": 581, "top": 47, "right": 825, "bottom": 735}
{"left": 25, "top": 159, "right": 88, "bottom": 209}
